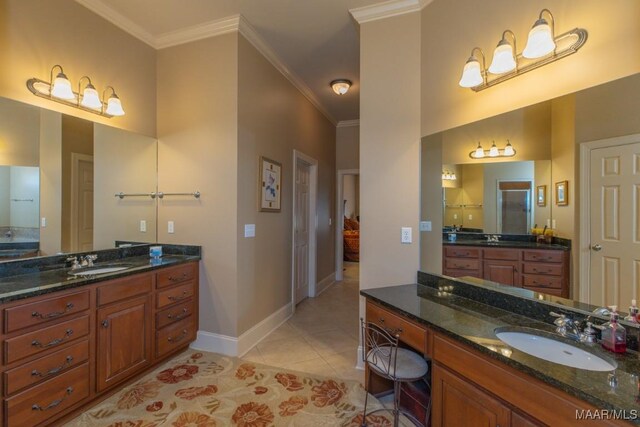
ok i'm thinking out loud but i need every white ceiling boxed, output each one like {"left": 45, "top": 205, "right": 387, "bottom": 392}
{"left": 75, "top": 0, "right": 412, "bottom": 124}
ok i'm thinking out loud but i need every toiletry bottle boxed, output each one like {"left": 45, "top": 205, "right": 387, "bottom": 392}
{"left": 601, "top": 306, "right": 627, "bottom": 353}
{"left": 625, "top": 300, "right": 639, "bottom": 323}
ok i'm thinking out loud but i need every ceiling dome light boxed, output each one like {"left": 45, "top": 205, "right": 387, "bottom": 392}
{"left": 50, "top": 67, "right": 75, "bottom": 100}
{"left": 523, "top": 10, "right": 556, "bottom": 59}
{"left": 489, "top": 141, "right": 499, "bottom": 157}
{"left": 488, "top": 31, "right": 517, "bottom": 74}
{"left": 330, "top": 79, "right": 352, "bottom": 95}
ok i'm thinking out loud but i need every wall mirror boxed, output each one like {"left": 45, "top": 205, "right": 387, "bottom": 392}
{"left": 0, "top": 96, "right": 158, "bottom": 261}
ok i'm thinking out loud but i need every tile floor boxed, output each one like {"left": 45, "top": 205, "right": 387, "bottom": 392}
{"left": 241, "top": 262, "right": 363, "bottom": 384}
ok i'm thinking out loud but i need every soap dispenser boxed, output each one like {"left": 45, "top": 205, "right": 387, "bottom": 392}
{"left": 625, "top": 300, "right": 639, "bottom": 323}
{"left": 601, "top": 306, "right": 627, "bottom": 354}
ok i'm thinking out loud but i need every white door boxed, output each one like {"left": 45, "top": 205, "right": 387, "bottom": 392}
{"left": 589, "top": 142, "right": 640, "bottom": 308}
{"left": 294, "top": 160, "right": 311, "bottom": 304}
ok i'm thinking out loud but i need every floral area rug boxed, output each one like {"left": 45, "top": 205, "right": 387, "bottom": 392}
{"left": 66, "top": 350, "right": 393, "bottom": 426}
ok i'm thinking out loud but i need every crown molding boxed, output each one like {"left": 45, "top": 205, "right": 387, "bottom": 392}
{"left": 337, "top": 120, "right": 360, "bottom": 128}
{"left": 75, "top": 0, "right": 156, "bottom": 46}
{"left": 237, "top": 16, "right": 337, "bottom": 125}
{"left": 349, "top": 0, "right": 434, "bottom": 24}
{"left": 155, "top": 15, "right": 240, "bottom": 49}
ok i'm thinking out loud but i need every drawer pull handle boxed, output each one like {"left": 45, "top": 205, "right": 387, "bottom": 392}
{"left": 101, "top": 320, "right": 109, "bottom": 328}
{"left": 31, "top": 329, "right": 73, "bottom": 348}
{"left": 169, "top": 273, "right": 189, "bottom": 282}
{"left": 31, "top": 356, "right": 74, "bottom": 378}
{"left": 168, "top": 329, "right": 188, "bottom": 343}
{"left": 31, "top": 303, "right": 74, "bottom": 320}
{"left": 32, "top": 387, "right": 73, "bottom": 411}
{"left": 168, "top": 308, "right": 189, "bottom": 320}
{"left": 168, "top": 291, "right": 189, "bottom": 301}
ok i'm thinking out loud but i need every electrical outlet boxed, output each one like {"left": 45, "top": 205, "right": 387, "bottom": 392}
{"left": 401, "top": 227, "right": 412, "bottom": 244}
{"left": 419, "top": 221, "right": 432, "bottom": 232}
{"left": 168, "top": 221, "right": 175, "bottom": 234}
{"left": 552, "top": 219, "right": 556, "bottom": 229}
{"left": 140, "top": 220, "right": 146, "bottom": 232}
{"left": 468, "top": 214, "right": 473, "bottom": 220}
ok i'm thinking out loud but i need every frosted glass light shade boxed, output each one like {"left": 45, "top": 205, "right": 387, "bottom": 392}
{"left": 488, "top": 42, "right": 516, "bottom": 74}
{"left": 489, "top": 142, "right": 499, "bottom": 157}
{"left": 80, "top": 84, "right": 102, "bottom": 110}
{"left": 474, "top": 144, "right": 485, "bottom": 159}
{"left": 504, "top": 142, "right": 515, "bottom": 156}
{"left": 523, "top": 19, "right": 555, "bottom": 58}
{"left": 51, "top": 73, "right": 75, "bottom": 100}
{"left": 459, "top": 58, "right": 483, "bottom": 88}
{"left": 106, "top": 95, "right": 125, "bottom": 116}
{"left": 331, "top": 80, "right": 351, "bottom": 95}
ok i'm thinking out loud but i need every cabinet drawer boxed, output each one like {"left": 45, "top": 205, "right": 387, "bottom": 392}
{"left": 97, "top": 273, "right": 153, "bottom": 306}
{"left": 157, "top": 263, "right": 197, "bottom": 288}
{"left": 522, "top": 274, "right": 563, "bottom": 289}
{"left": 443, "top": 269, "right": 481, "bottom": 279}
{"left": 156, "top": 317, "right": 196, "bottom": 358}
{"left": 522, "top": 285, "right": 564, "bottom": 297}
{"left": 4, "top": 290, "right": 90, "bottom": 334}
{"left": 156, "top": 282, "right": 195, "bottom": 309}
{"left": 4, "top": 315, "right": 90, "bottom": 364}
{"left": 156, "top": 299, "right": 194, "bottom": 329}
{"left": 522, "top": 263, "right": 563, "bottom": 276}
{"left": 483, "top": 248, "right": 519, "bottom": 261}
{"left": 444, "top": 246, "right": 480, "bottom": 258}
{"left": 444, "top": 258, "right": 480, "bottom": 271}
{"left": 366, "top": 302, "right": 427, "bottom": 354}
{"left": 523, "top": 250, "right": 564, "bottom": 263}
{"left": 4, "top": 340, "right": 89, "bottom": 396}
{"left": 5, "top": 363, "right": 89, "bottom": 427}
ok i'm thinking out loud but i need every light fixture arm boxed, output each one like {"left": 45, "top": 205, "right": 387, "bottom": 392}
{"left": 539, "top": 8, "right": 555, "bottom": 54}
{"left": 470, "top": 47, "right": 487, "bottom": 85}
{"left": 103, "top": 85, "right": 117, "bottom": 100}
{"left": 501, "top": 30, "right": 517, "bottom": 71}
{"left": 49, "top": 65, "right": 64, "bottom": 85}
{"left": 78, "top": 76, "right": 93, "bottom": 95}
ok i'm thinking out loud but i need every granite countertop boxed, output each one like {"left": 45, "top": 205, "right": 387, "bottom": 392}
{"left": 361, "top": 283, "right": 640, "bottom": 422}
{"left": 0, "top": 253, "right": 200, "bottom": 304}
{"left": 443, "top": 239, "right": 570, "bottom": 250}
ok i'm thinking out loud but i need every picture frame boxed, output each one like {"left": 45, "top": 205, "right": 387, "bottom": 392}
{"left": 555, "top": 180, "right": 568, "bottom": 206}
{"left": 536, "top": 185, "right": 547, "bottom": 207}
{"left": 259, "top": 156, "right": 282, "bottom": 212}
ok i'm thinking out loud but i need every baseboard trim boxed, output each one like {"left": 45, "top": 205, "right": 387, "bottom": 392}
{"left": 237, "top": 302, "right": 293, "bottom": 356}
{"left": 355, "top": 345, "right": 365, "bottom": 370}
{"left": 315, "top": 272, "right": 336, "bottom": 297}
{"left": 190, "top": 331, "right": 238, "bottom": 356}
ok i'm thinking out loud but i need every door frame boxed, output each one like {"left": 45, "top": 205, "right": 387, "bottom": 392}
{"left": 579, "top": 133, "right": 640, "bottom": 303}
{"left": 291, "top": 150, "right": 318, "bottom": 311}
{"left": 70, "top": 152, "right": 94, "bottom": 252}
{"left": 335, "top": 169, "right": 359, "bottom": 281}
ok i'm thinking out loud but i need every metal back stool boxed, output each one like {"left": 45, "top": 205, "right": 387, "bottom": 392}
{"left": 360, "top": 318, "right": 430, "bottom": 427}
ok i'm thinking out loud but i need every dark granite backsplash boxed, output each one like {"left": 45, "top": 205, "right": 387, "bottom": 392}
{"left": 442, "top": 231, "right": 571, "bottom": 249}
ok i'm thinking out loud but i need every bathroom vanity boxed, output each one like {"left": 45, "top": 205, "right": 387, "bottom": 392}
{"left": 0, "top": 245, "right": 200, "bottom": 427}
{"left": 361, "top": 272, "right": 639, "bottom": 426}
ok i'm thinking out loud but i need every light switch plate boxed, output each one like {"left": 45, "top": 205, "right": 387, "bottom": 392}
{"left": 419, "top": 221, "right": 432, "bottom": 232}
{"left": 552, "top": 219, "right": 556, "bottom": 229}
{"left": 140, "top": 220, "right": 146, "bottom": 232}
{"left": 244, "top": 224, "right": 256, "bottom": 238}
{"left": 401, "top": 227, "right": 412, "bottom": 244}
{"left": 41, "top": 217, "right": 46, "bottom": 227}
{"left": 168, "top": 221, "right": 175, "bottom": 234}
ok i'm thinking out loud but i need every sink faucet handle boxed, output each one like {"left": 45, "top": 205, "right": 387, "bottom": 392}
{"left": 66, "top": 256, "right": 81, "bottom": 270}
{"left": 580, "top": 322, "right": 599, "bottom": 344}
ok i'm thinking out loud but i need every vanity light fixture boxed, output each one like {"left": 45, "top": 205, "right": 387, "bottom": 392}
{"left": 442, "top": 170, "right": 457, "bottom": 181}
{"left": 458, "top": 9, "right": 587, "bottom": 91}
{"left": 469, "top": 140, "right": 516, "bottom": 159}
{"left": 27, "top": 65, "right": 125, "bottom": 118}
{"left": 330, "top": 79, "right": 352, "bottom": 95}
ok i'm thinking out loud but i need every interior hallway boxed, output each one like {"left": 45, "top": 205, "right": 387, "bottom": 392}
{"left": 241, "top": 262, "right": 362, "bottom": 383}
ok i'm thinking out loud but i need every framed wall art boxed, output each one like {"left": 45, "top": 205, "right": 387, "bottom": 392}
{"left": 555, "top": 180, "right": 568, "bottom": 206}
{"left": 536, "top": 185, "right": 547, "bottom": 207}
{"left": 259, "top": 156, "right": 282, "bottom": 212}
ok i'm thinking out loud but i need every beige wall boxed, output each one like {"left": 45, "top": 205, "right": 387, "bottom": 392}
{"left": 336, "top": 124, "right": 359, "bottom": 170}
{"left": 157, "top": 34, "right": 239, "bottom": 337}
{"left": 420, "top": 133, "right": 443, "bottom": 273}
{"left": 93, "top": 124, "right": 157, "bottom": 249}
{"left": 0, "top": 97, "right": 40, "bottom": 166}
{"left": 0, "top": 0, "right": 157, "bottom": 137}
{"left": 361, "top": 12, "right": 422, "bottom": 294}
{"left": 39, "top": 110, "right": 62, "bottom": 255}
{"left": 236, "top": 35, "right": 336, "bottom": 334}
{"left": 550, "top": 95, "right": 576, "bottom": 240}
{"left": 533, "top": 160, "right": 552, "bottom": 229}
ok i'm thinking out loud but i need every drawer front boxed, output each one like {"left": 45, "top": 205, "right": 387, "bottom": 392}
{"left": 366, "top": 302, "right": 427, "bottom": 354}
{"left": 483, "top": 248, "right": 519, "bottom": 261}
{"left": 444, "top": 247, "right": 480, "bottom": 258}
{"left": 444, "top": 258, "right": 480, "bottom": 271}
{"left": 443, "top": 269, "right": 481, "bottom": 279}
{"left": 156, "top": 282, "right": 195, "bottom": 309}
{"left": 5, "top": 315, "right": 90, "bottom": 364}
{"left": 522, "top": 274, "right": 563, "bottom": 289}
{"left": 523, "top": 250, "right": 565, "bottom": 263}
{"left": 157, "top": 263, "right": 197, "bottom": 289}
{"left": 6, "top": 363, "right": 90, "bottom": 427}
{"left": 98, "top": 273, "right": 153, "bottom": 306}
{"left": 4, "top": 340, "right": 89, "bottom": 396}
{"left": 156, "top": 299, "right": 194, "bottom": 329}
{"left": 4, "top": 290, "right": 90, "bottom": 334}
{"left": 522, "top": 285, "right": 564, "bottom": 297}
{"left": 156, "top": 317, "right": 196, "bottom": 358}
{"left": 522, "top": 263, "right": 563, "bottom": 276}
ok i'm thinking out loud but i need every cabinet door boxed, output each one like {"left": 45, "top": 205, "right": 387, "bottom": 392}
{"left": 483, "top": 260, "right": 520, "bottom": 286}
{"left": 432, "top": 364, "right": 510, "bottom": 427}
{"left": 97, "top": 295, "right": 151, "bottom": 392}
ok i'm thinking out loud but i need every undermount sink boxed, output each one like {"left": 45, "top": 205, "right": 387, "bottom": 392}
{"left": 494, "top": 327, "right": 617, "bottom": 372}
{"left": 69, "top": 264, "right": 133, "bottom": 276}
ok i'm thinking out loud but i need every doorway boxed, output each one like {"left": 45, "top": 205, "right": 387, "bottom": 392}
{"left": 580, "top": 135, "right": 640, "bottom": 308}
{"left": 497, "top": 181, "right": 532, "bottom": 234}
{"left": 335, "top": 169, "right": 360, "bottom": 281}
{"left": 70, "top": 153, "right": 94, "bottom": 252}
{"left": 292, "top": 150, "right": 318, "bottom": 307}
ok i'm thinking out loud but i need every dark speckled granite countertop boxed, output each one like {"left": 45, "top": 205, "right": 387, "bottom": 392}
{"left": 361, "top": 278, "right": 640, "bottom": 422}
{"left": 443, "top": 239, "right": 570, "bottom": 250}
{"left": 0, "top": 244, "right": 200, "bottom": 304}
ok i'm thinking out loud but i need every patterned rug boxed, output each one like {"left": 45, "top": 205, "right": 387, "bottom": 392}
{"left": 66, "top": 350, "right": 393, "bottom": 426}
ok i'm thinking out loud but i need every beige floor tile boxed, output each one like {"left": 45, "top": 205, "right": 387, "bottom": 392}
{"left": 322, "top": 349, "right": 360, "bottom": 372}
{"left": 256, "top": 336, "right": 320, "bottom": 366}
{"left": 258, "top": 321, "right": 301, "bottom": 344}
{"left": 240, "top": 347, "right": 264, "bottom": 364}
{"left": 286, "top": 357, "right": 338, "bottom": 377}
{"left": 304, "top": 329, "right": 359, "bottom": 358}
{"left": 334, "top": 367, "right": 365, "bottom": 384}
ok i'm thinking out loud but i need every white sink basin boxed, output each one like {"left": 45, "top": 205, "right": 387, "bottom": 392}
{"left": 70, "top": 265, "right": 132, "bottom": 276}
{"left": 495, "top": 328, "right": 617, "bottom": 371}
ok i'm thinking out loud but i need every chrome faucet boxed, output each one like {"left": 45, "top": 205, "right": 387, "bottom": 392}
{"left": 81, "top": 254, "right": 98, "bottom": 267}
{"left": 487, "top": 235, "right": 500, "bottom": 243}
{"left": 4, "top": 230, "right": 12, "bottom": 239}
{"left": 66, "top": 256, "right": 81, "bottom": 270}
{"left": 550, "top": 312, "right": 598, "bottom": 343}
